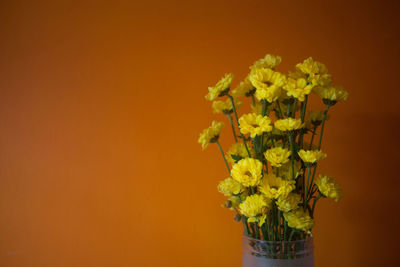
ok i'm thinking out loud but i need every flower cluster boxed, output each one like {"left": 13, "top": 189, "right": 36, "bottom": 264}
{"left": 199, "top": 53, "right": 347, "bottom": 242}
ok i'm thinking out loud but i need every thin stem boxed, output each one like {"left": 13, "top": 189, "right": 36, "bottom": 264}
{"left": 276, "top": 101, "right": 284, "bottom": 119}
{"left": 251, "top": 94, "right": 256, "bottom": 105}
{"left": 317, "top": 104, "right": 331, "bottom": 150}
{"left": 227, "top": 95, "right": 251, "bottom": 157}
{"left": 288, "top": 228, "right": 295, "bottom": 241}
{"left": 288, "top": 134, "right": 296, "bottom": 180}
{"left": 304, "top": 167, "right": 312, "bottom": 210}
{"left": 298, "top": 96, "right": 308, "bottom": 147}
{"left": 227, "top": 114, "right": 238, "bottom": 143}
{"left": 291, "top": 99, "right": 298, "bottom": 117}
{"left": 309, "top": 125, "right": 317, "bottom": 149}
{"left": 311, "top": 194, "right": 322, "bottom": 218}
{"left": 216, "top": 140, "right": 230, "bottom": 174}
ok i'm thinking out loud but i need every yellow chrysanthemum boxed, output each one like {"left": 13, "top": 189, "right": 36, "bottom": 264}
{"left": 315, "top": 174, "right": 343, "bottom": 202}
{"left": 278, "top": 160, "right": 302, "bottom": 180}
{"left": 231, "top": 158, "right": 263, "bottom": 187}
{"left": 259, "top": 173, "right": 295, "bottom": 199}
{"left": 283, "top": 208, "right": 315, "bottom": 233}
{"left": 313, "top": 85, "right": 349, "bottom": 103}
{"left": 232, "top": 76, "right": 256, "bottom": 97}
{"left": 276, "top": 193, "right": 301, "bottom": 212}
{"left": 225, "top": 143, "right": 249, "bottom": 165}
{"left": 298, "top": 149, "right": 327, "bottom": 164}
{"left": 239, "top": 194, "right": 272, "bottom": 227}
{"left": 295, "top": 57, "right": 332, "bottom": 86}
{"left": 198, "top": 121, "right": 224, "bottom": 150}
{"left": 239, "top": 113, "right": 273, "bottom": 138}
{"left": 250, "top": 54, "right": 282, "bottom": 70}
{"left": 217, "top": 177, "right": 243, "bottom": 196}
{"left": 283, "top": 77, "right": 314, "bottom": 102}
{"left": 212, "top": 98, "right": 242, "bottom": 114}
{"left": 249, "top": 68, "right": 286, "bottom": 103}
{"left": 205, "top": 73, "right": 234, "bottom": 101}
{"left": 221, "top": 196, "right": 240, "bottom": 210}
{"left": 274, "top": 118, "right": 304, "bottom": 132}
{"left": 264, "top": 147, "right": 291, "bottom": 167}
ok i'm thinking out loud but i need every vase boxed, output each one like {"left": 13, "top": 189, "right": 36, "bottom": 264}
{"left": 242, "top": 235, "right": 314, "bottom": 267}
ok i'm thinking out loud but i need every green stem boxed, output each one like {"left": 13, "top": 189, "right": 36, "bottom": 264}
{"left": 311, "top": 194, "right": 322, "bottom": 218}
{"left": 227, "top": 114, "right": 238, "bottom": 143}
{"left": 251, "top": 94, "right": 256, "bottom": 105}
{"left": 286, "top": 102, "right": 291, "bottom": 117}
{"left": 288, "top": 134, "right": 296, "bottom": 180}
{"left": 317, "top": 104, "right": 331, "bottom": 150}
{"left": 298, "top": 96, "right": 308, "bottom": 147}
{"left": 304, "top": 167, "right": 311, "bottom": 210}
{"left": 227, "top": 94, "right": 251, "bottom": 157}
{"left": 309, "top": 125, "right": 317, "bottom": 149}
{"left": 288, "top": 228, "right": 295, "bottom": 241}
{"left": 276, "top": 101, "right": 284, "bottom": 119}
{"left": 216, "top": 140, "right": 230, "bottom": 174}
{"left": 291, "top": 99, "right": 298, "bottom": 117}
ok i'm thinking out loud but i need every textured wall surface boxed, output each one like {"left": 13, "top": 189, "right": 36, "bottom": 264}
{"left": 1, "top": 0, "right": 399, "bottom": 266}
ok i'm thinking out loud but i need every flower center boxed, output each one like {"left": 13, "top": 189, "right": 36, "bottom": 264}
{"left": 244, "top": 171, "right": 252, "bottom": 177}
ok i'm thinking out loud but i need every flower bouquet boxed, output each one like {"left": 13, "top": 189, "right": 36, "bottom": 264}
{"left": 198, "top": 54, "right": 348, "bottom": 267}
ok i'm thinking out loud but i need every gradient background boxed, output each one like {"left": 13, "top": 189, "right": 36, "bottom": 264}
{"left": 1, "top": 0, "right": 399, "bottom": 266}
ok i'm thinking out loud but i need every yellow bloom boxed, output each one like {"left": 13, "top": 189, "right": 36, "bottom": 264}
{"left": 283, "top": 77, "right": 314, "bottom": 101}
{"left": 198, "top": 121, "right": 224, "bottom": 150}
{"left": 231, "top": 158, "right": 263, "bottom": 187}
{"left": 298, "top": 149, "right": 327, "bottom": 164}
{"left": 264, "top": 147, "right": 291, "bottom": 167}
{"left": 276, "top": 193, "right": 301, "bottom": 212}
{"left": 315, "top": 174, "right": 343, "bottom": 202}
{"left": 295, "top": 57, "right": 332, "bottom": 86}
{"left": 221, "top": 196, "right": 240, "bottom": 210}
{"left": 249, "top": 68, "right": 286, "bottom": 103}
{"left": 259, "top": 173, "right": 295, "bottom": 199}
{"left": 250, "top": 54, "right": 282, "bottom": 70}
{"left": 279, "top": 160, "right": 302, "bottom": 180}
{"left": 225, "top": 143, "right": 248, "bottom": 165}
{"left": 239, "top": 113, "right": 272, "bottom": 138}
{"left": 313, "top": 85, "right": 349, "bottom": 103}
{"left": 274, "top": 118, "right": 304, "bottom": 132}
{"left": 212, "top": 98, "right": 242, "bottom": 114}
{"left": 283, "top": 208, "right": 315, "bottom": 233}
{"left": 232, "top": 76, "right": 256, "bottom": 97}
{"left": 217, "top": 177, "right": 243, "bottom": 196}
{"left": 205, "top": 73, "right": 234, "bottom": 101}
{"left": 239, "top": 194, "right": 272, "bottom": 227}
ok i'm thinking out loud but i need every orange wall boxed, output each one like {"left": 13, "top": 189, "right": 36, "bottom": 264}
{"left": 1, "top": 0, "right": 399, "bottom": 266}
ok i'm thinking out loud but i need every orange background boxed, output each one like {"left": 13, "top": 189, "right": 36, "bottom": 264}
{"left": 1, "top": 0, "right": 399, "bottom": 266}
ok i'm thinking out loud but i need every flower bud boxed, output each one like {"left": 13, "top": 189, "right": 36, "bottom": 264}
{"left": 234, "top": 213, "right": 242, "bottom": 222}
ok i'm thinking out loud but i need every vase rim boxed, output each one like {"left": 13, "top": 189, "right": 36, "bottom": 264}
{"left": 242, "top": 234, "right": 313, "bottom": 244}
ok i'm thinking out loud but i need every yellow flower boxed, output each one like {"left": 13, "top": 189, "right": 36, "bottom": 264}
{"left": 198, "top": 121, "right": 224, "bottom": 150}
{"left": 232, "top": 76, "right": 256, "bottom": 97}
{"left": 212, "top": 98, "right": 242, "bottom": 114}
{"left": 205, "top": 73, "right": 234, "bottom": 101}
{"left": 221, "top": 196, "right": 240, "bottom": 210}
{"left": 239, "top": 113, "right": 272, "bottom": 138}
{"left": 315, "top": 174, "right": 343, "bottom": 202}
{"left": 239, "top": 194, "right": 272, "bottom": 227}
{"left": 225, "top": 143, "right": 249, "bottom": 165}
{"left": 217, "top": 177, "right": 243, "bottom": 196}
{"left": 295, "top": 57, "right": 332, "bottom": 86}
{"left": 249, "top": 68, "right": 286, "bottom": 103}
{"left": 231, "top": 158, "right": 263, "bottom": 187}
{"left": 264, "top": 147, "right": 291, "bottom": 167}
{"left": 283, "top": 208, "right": 315, "bottom": 233}
{"left": 279, "top": 160, "right": 302, "bottom": 180}
{"left": 250, "top": 54, "right": 282, "bottom": 70}
{"left": 276, "top": 193, "right": 301, "bottom": 212}
{"left": 298, "top": 149, "right": 327, "bottom": 164}
{"left": 283, "top": 77, "right": 314, "bottom": 101}
{"left": 313, "top": 85, "right": 349, "bottom": 103}
{"left": 259, "top": 173, "right": 295, "bottom": 199}
{"left": 274, "top": 118, "right": 304, "bottom": 132}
